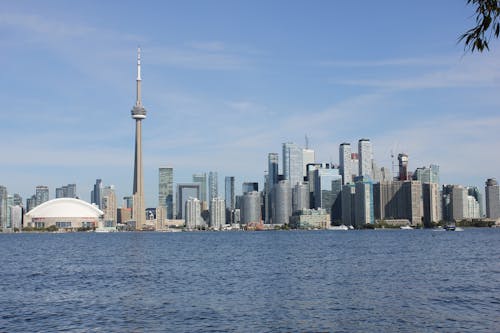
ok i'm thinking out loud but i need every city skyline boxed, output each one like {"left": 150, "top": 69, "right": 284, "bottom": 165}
{"left": 1, "top": 1, "right": 500, "bottom": 207}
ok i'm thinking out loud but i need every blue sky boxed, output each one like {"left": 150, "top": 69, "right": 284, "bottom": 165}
{"left": 1, "top": 1, "right": 499, "bottom": 207}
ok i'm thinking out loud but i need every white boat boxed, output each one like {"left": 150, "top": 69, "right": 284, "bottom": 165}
{"left": 400, "top": 225, "right": 413, "bottom": 230}
{"left": 329, "top": 224, "right": 349, "bottom": 231}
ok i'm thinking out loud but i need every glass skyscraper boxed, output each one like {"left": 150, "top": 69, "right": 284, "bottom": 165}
{"left": 283, "top": 142, "right": 303, "bottom": 187}
{"left": 159, "top": 167, "right": 174, "bottom": 219}
{"left": 192, "top": 173, "right": 207, "bottom": 202}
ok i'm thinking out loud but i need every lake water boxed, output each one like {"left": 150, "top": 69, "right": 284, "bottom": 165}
{"left": 1, "top": 229, "right": 499, "bottom": 332}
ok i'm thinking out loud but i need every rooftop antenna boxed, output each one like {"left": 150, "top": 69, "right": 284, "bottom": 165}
{"left": 305, "top": 135, "right": 309, "bottom": 149}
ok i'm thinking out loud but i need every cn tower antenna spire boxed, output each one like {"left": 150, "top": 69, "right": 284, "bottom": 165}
{"left": 137, "top": 46, "right": 141, "bottom": 81}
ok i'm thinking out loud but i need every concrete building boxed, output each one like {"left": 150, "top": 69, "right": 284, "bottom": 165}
{"left": 9, "top": 205, "right": 23, "bottom": 230}
{"left": 209, "top": 197, "right": 225, "bottom": 230}
{"left": 358, "top": 139, "right": 373, "bottom": 178}
{"left": 302, "top": 148, "right": 315, "bottom": 178}
{"left": 131, "top": 47, "right": 147, "bottom": 230}
{"left": 24, "top": 198, "right": 104, "bottom": 230}
{"left": 241, "top": 191, "right": 261, "bottom": 225}
{"left": 373, "top": 180, "right": 423, "bottom": 226}
{"left": 398, "top": 153, "right": 409, "bottom": 181}
{"left": 290, "top": 208, "right": 329, "bottom": 229}
{"left": 422, "top": 182, "right": 441, "bottom": 227}
{"left": 185, "top": 197, "right": 202, "bottom": 229}
{"left": 354, "top": 177, "right": 374, "bottom": 227}
{"left": 339, "top": 143, "right": 352, "bottom": 185}
{"left": 117, "top": 207, "right": 132, "bottom": 224}
{"left": 442, "top": 185, "right": 468, "bottom": 222}
{"left": 177, "top": 183, "right": 201, "bottom": 219}
{"left": 292, "top": 182, "right": 310, "bottom": 213}
{"left": 159, "top": 167, "right": 174, "bottom": 219}
{"left": 283, "top": 142, "right": 303, "bottom": 187}
{"left": 102, "top": 185, "right": 117, "bottom": 227}
{"left": 35, "top": 186, "right": 49, "bottom": 207}
{"left": 351, "top": 153, "right": 359, "bottom": 179}
{"left": 0, "top": 186, "right": 7, "bottom": 230}
{"left": 56, "top": 184, "right": 77, "bottom": 199}
{"left": 341, "top": 183, "right": 356, "bottom": 226}
{"left": 485, "top": 178, "right": 500, "bottom": 219}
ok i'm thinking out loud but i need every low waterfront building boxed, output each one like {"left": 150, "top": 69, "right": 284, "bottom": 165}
{"left": 290, "top": 208, "right": 330, "bottom": 229}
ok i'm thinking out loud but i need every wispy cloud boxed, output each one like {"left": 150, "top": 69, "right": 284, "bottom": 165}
{"left": 320, "top": 55, "right": 456, "bottom": 68}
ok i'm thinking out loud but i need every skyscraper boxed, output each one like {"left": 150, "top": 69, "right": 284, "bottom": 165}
{"left": 358, "top": 139, "right": 373, "bottom": 178}
{"left": 177, "top": 183, "right": 201, "bottom": 219}
{"left": 102, "top": 185, "right": 117, "bottom": 227}
{"left": 312, "top": 166, "right": 342, "bottom": 223}
{"left": 283, "top": 142, "right": 303, "bottom": 187}
{"left": 185, "top": 197, "right": 202, "bottom": 229}
{"left": 208, "top": 171, "right": 218, "bottom": 203}
{"left": 225, "top": 176, "right": 235, "bottom": 224}
{"left": 272, "top": 180, "right": 292, "bottom": 225}
{"left": 56, "top": 184, "right": 76, "bottom": 199}
{"left": 485, "top": 178, "right": 500, "bottom": 219}
{"left": 241, "top": 191, "right": 261, "bottom": 224}
{"left": 35, "top": 186, "right": 49, "bottom": 207}
{"left": 91, "top": 179, "right": 103, "bottom": 208}
{"left": 302, "top": 148, "right": 315, "bottom": 177}
{"left": 268, "top": 153, "right": 279, "bottom": 188}
{"left": 192, "top": 173, "right": 207, "bottom": 202}
{"left": 398, "top": 153, "right": 409, "bottom": 181}
{"left": 131, "top": 47, "right": 147, "bottom": 230}
{"left": 242, "top": 182, "right": 258, "bottom": 194}
{"left": 0, "top": 186, "right": 7, "bottom": 230}
{"left": 159, "top": 167, "right": 174, "bottom": 219}
{"left": 339, "top": 143, "right": 352, "bottom": 185}
{"left": 354, "top": 177, "right": 374, "bottom": 227}
{"left": 209, "top": 197, "right": 225, "bottom": 230}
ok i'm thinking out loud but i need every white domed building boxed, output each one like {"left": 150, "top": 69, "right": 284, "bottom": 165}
{"left": 24, "top": 198, "right": 104, "bottom": 230}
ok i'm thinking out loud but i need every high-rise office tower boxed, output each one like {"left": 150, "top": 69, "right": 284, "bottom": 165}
{"left": 242, "top": 182, "right": 259, "bottom": 194}
{"left": 312, "top": 165, "right": 342, "bottom": 223}
{"left": 358, "top": 139, "right": 373, "bottom": 178}
{"left": 339, "top": 143, "right": 352, "bottom": 185}
{"left": 398, "top": 153, "right": 409, "bottom": 181}
{"left": 57, "top": 184, "right": 77, "bottom": 199}
{"left": 159, "top": 167, "right": 174, "bottom": 219}
{"left": 185, "top": 197, "right": 202, "bottom": 229}
{"left": 225, "top": 176, "right": 235, "bottom": 224}
{"left": 208, "top": 171, "right": 218, "bottom": 203}
{"left": 224, "top": 176, "right": 235, "bottom": 211}
{"left": 192, "top": 173, "right": 207, "bottom": 202}
{"left": 422, "top": 182, "right": 442, "bottom": 227}
{"left": 91, "top": 179, "right": 103, "bottom": 208}
{"left": 283, "top": 142, "right": 303, "bottom": 187}
{"left": 351, "top": 153, "right": 359, "bottom": 178}
{"left": 341, "top": 183, "right": 356, "bottom": 226}
{"left": 413, "top": 164, "right": 440, "bottom": 184}
{"left": 302, "top": 148, "right": 315, "bottom": 177}
{"left": 0, "top": 186, "right": 7, "bottom": 230}
{"left": 35, "top": 186, "right": 49, "bottom": 207}
{"left": 241, "top": 191, "right": 261, "bottom": 224}
{"left": 485, "top": 178, "right": 500, "bottom": 219}
{"left": 209, "top": 197, "right": 225, "bottom": 230}
{"left": 102, "top": 185, "right": 117, "bottom": 227}
{"left": 292, "top": 182, "right": 310, "bottom": 213}
{"left": 131, "top": 47, "right": 147, "bottom": 230}
{"left": 354, "top": 177, "right": 374, "bottom": 227}
{"left": 177, "top": 183, "right": 201, "bottom": 219}
{"left": 467, "top": 186, "right": 483, "bottom": 218}
{"left": 272, "top": 180, "right": 292, "bottom": 225}
{"left": 268, "top": 153, "right": 279, "bottom": 189}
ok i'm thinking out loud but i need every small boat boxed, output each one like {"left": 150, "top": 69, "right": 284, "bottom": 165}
{"left": 444, "top": 225, "right": 456, "bottom": 231}
{"left": 400, "top": 225, "right": 413, "bottom": 230}
{"left": 329, "top": 224, "right": 349, "bottom": 231}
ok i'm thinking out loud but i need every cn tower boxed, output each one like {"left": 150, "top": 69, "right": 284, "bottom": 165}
{"left": 131, "top": 47, "right": 146, "bottom": 230}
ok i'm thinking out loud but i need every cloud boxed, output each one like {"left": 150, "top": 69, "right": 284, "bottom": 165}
{"left": 319, "top": 55, "right": 456, "bottom": 68}
{"left": 330, "top": 52, "right": 500, "bottom": 91}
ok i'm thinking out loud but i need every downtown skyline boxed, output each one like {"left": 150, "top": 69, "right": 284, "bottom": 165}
{"left": 1, "top": 1, "right": 500, "bottom": 207}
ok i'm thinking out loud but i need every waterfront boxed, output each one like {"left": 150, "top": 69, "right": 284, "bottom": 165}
{"left": 1, "top": 229, "right": 499, "bottom": 332}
